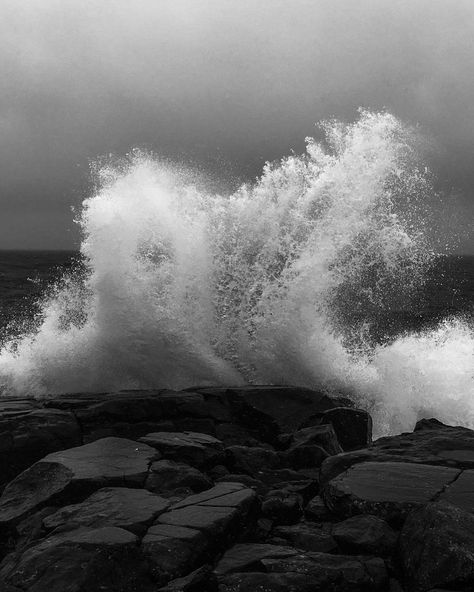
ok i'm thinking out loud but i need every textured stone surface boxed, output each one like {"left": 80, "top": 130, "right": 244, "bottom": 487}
{"left": 331, "top": 514, "right": 397, "bottom": 555}
{"left": 142, "top": 523, "right": 209, "bottom": 584}
{"left": 320, "top": 420, "right": 474, "bottom": 487}
{"left": 214, "top": 543, "right": 297, "bottom": 576}
{"left": 217, "top": 551, "right": 388, "bottom": 591}
{"left": 438, "top": 469, "right": 474, "bottom": 513}
{"left": 225, "top": 445, "right": 280, "bottom": 476}
{"left": 43, "top": 487, "right": 169, "bottom": 535}
{"left": 320, "top": 407, "right": 373, "bottom": 451}
{"left": 145, "top": 460, "right": 212, "bottom": 496}
{"left": 271, "top": 522, "right": 338, "bottom": 552}
{"left": 400, "top": 501, "right": 474, "bottom": 591}
{"left": 139, "top": 432, "right": 224, "bottom": 468}
{"left": 0, "top": 526, "right": 155, "bottom": 592}
{"left": 323, "top": 461, "right": 460, "bottom": 522}
{"left": 0, "top": 406, "right": 81, "bottom": 488}
{"left": 0, "top": 437, "right": 157, "bottom": 526}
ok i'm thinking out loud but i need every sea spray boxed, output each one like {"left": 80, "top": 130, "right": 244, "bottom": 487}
{"left": 0, "top": 110, "right": 472, "bottom": 436}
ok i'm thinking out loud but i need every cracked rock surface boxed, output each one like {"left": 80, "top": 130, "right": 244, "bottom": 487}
{"left": 0, "top": 387, "right": 472, "bottom": 591}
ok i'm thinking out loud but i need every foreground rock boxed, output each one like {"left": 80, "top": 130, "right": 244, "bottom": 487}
{"left": 216, "top": 543, "right": 388, "bottom": 591}
{"left": 323, "top": 461, "right": 460, "bottom": 523}
{"left": 0, "top": 526, "right": 156, "bottom": 592}
{"left": 43, "top": 487, "right": 170, "bottom": 535}
{"left": 0, "top": 387, "right": 474, "bottom": 591}
{"left": 400, "top": 501, "right": 474, "bottom": 591}
{"left": 0, "top": 437, "right": 158, "bottom": 527}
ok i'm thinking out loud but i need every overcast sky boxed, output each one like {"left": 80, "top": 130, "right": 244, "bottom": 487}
{"left": 1, "top": 0, "right": 473, "bottom": 252}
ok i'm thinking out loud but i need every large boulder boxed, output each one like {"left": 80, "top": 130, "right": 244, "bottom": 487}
{"left": 192, "top": 386, "right": 339, "bottom": 435}
{"left": 139, "top": 432, "right": 224, "bottom": 468}
{"left": 331, "top": 514, "right": 398, "bottom": 556}
{"left": 323, "top": 461, "right": 460, "bottom": 523}
{"left": 0, "top": 437, "right": 158, "bottom": 527}
{"left": 0, "top": 526, "right": 155, "bottom": 592}
{"left": 145, "top": 460, "right": 213, "bottom": 496}
{"left": 43, "top": 487, "right": 170, "bottom": 535}
{"left": 399, "top": 501, "right": 474, "bottom": 591}
{"left": 216, "top": 546, "right": 388, "bottom": 591}
{"left": 225, "top": 445, "right": 280, "bottom": 477}
{"left": 142, "top": 524, "right": 210, "bottom": 585}
{"left": 0, "top": 404, "right": 81, "bottom": 488}
{"left": 320, "top": 420, "right": 474, "bottom": 487}
{"left": 143, "top": 483, "right": 258, "bottom": 585}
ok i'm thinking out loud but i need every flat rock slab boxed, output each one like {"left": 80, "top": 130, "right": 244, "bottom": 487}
{"left": 0, "top": 526, "right": 156, "bottom": 592}
{"left": 323, "top": 461, "right": 460, "bottom": 522}
{"left": 139, "top": 432, "right": 224, "bottom": 468}
{"left": 320, "top": 420, "right": 474, "bottom": 487}
{"left": 0, "top": 437, "right": 158, "bottom": 527}
{"left": 159, "top": 483, "right": 257, "bottom": 537}
{"left": 43, "top": 487, "right": 170, "bottom": 535}
{"left": 439, "top": 469, "right": 474, "bottom": 513}
{"left": 145, "top": 482, "right": 258, "bottom": 584}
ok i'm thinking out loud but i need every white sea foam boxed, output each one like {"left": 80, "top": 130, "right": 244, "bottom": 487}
{"left": 0, "top": 110, "right": 472, "bottom": 435}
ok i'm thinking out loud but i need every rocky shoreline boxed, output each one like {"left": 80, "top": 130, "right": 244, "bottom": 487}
{"left": 0, "top": 386, "right": 473, "bottom": 591}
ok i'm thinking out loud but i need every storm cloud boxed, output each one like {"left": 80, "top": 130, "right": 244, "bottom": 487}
{"left": 0, "top": 0, "right": 473, "bottom": 251}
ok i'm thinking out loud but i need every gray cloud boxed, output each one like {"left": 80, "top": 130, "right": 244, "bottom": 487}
{"left": 0, "top": 0, "right": 473, "bottom": 251}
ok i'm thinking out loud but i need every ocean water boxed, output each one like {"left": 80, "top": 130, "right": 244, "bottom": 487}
{"left": 0, "top": 110, "right": 472, "bottom": 436}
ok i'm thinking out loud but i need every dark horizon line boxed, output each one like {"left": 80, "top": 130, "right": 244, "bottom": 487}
{"left": 0, "top": 248, "right": 473, "bottom": 258}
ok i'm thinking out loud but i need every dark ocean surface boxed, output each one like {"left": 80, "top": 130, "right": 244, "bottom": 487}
{"left": 0, "top": 250, "right": 472, "bottom": 346}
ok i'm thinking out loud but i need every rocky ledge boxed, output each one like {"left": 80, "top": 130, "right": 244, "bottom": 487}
{"left": 0, "top": 386, "right": 472, "bottom": 591}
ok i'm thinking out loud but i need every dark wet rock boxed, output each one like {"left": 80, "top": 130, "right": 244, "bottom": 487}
{"left": 0, "top": 462, "right": 74, "bottom": 529}
{"left": 323, "top": 461, "right": 460, "bottom": 523}
{"left": 320, "top": 407, "right": 373, "bottom": 451}
{"left": 305, "top": 494, "right": 335, "bottom": 522}
{"left": 214, "top": 543, "right": 297, "bottom": 576}
{"left": 143, "top": 483, "right": 258, "bottom": 584}
{"left": 139, "top": 432, "right": 224, "bottom": 468}
{"left": 217, "top": 572, "right": 316, "bottom": 592}
{"left": 217, "top": 474, "right": 267, "bottom": 495}
{"left": 272, "top": 522, "right": 338, "bottom": 552}
{"left": 261, "top": 489, "right": 303, "bottom": 524}
{"left": 320, "top": 419, "right": 474, "bottom": 487}
{"left": 157, "top": 483, "right": 258, "bottom": 543}
{"left": 288, "top": 424, "right": 343, "bottom": 456}
{"left": 0, "top": 406, "right": 81, "bottom": 488}
{"left": 331, "top": 514, "right": 397, "bottom": 555}
{"left": 173, "top": 417, "right": 216, "bottom": 436}
{"left": 400, "top": 501, "right": 474, "bottom": 592}
{"left": 438, "top": 469, "right": 474, "bottom": 513}
{"left": 281, "top": 443, "right": 329, "bottom": 469}
{"left": 142, "top": 523, "right": 210, "bottom": 584}
{"left": 256, "top": 468, "right": 320, "bottom": 504}
{"left": 158, "top": 565, "right": 216, "bottom": 592}
{"left": 0, "top": 526, "right": 155, "bottom": 592}
{"left": 214, "top": 423, "right": 265, "bottom": 448}
{"left": 145, "top": 460, "right": 213, "bottom": 496}
{"left": 217, "top": 551, "right": 388, "bottom": 591}
{"left": 193, "top": 385, "right": 339, "bottom": 436}
{"left": 43, "top": 487, "right": 170, "bottom": 535}
{"left": 225, "top": 445, "right": 280, "bottom": 477}
{"left": 0, "top": 437, "right": 158, "bottom": 527}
